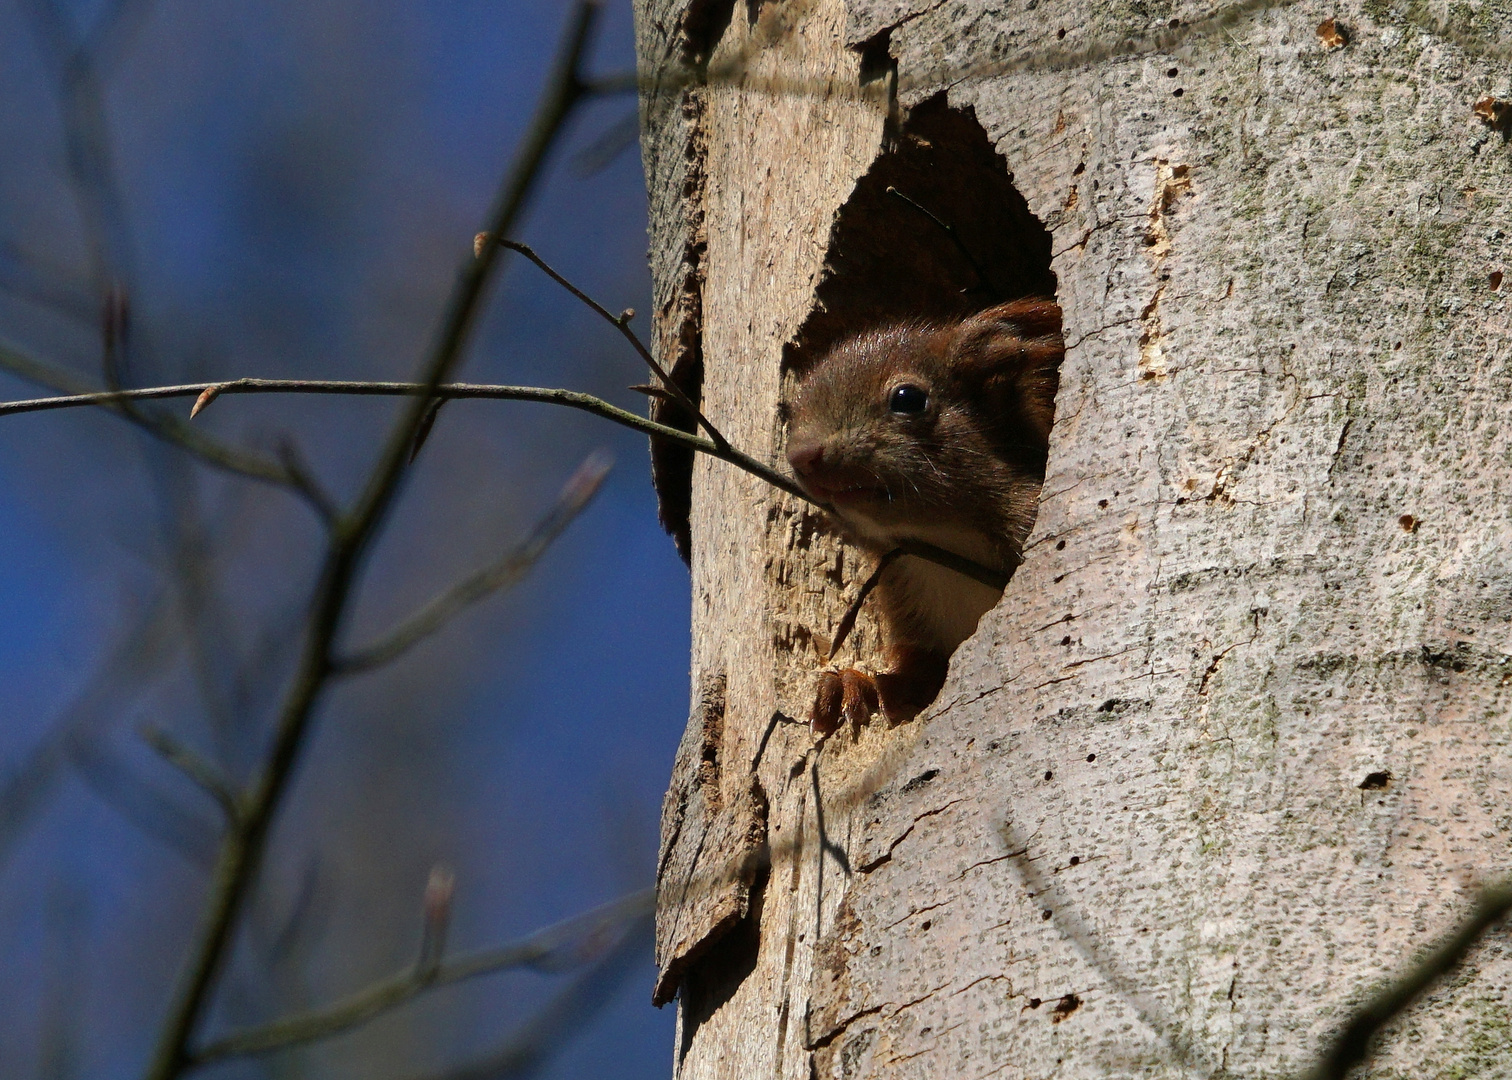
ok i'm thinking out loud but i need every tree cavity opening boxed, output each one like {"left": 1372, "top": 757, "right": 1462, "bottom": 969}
{"left": 784, "top": 93, "right": 1058, "bottom": 373}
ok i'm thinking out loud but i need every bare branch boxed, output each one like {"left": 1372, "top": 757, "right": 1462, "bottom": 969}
{"left": 274, "top": 437, "right": 339, "bottom": 527}
{"left": 337, "top": 451, "right": 613, "bottom": 673}
{"left": 1305, "top": 880, "right": 1512, "bottom": 1080}
{"left": 580, "top": 70, "right": 639, "bottom": 96}
{"left": 188, "top": 889, "right": 654, "bottom": 1066}
{"left": 67, "top": 731, "right": 220, "bottom": 866}
{"left": 140, "top": 726, "right": 242, "bottom": 825}
{"left": 78, "top": 0, "right": 158, "bottom": 68}
{"left": 0, "top": 341, "right": 321, "bottom": 506}
{"left": 894, "top": 539, "right": 1007, "bottom": 590}
{"left": 0, "top": 374, "right": 1009, "bottom": 589}
{"left": 498, "top": 239, "right": 730, "bottom": 451}
{"left": 397, "top": 909, "right": 653, "bottom": 1080}
{"left": 0, "top": 589, "right": 179, "bottom": 870}
{"left": 21, "top": 0, "right": 137, "bottom": 299}
{"left": 817, "top": 548, "right": 902, "bottom": 664}
{"left": 571, "top": 108, "right": 641, "bottom": 176}
{"left": 141, "top": 6, "right": 604, "bottom": 1077}
{"left": 0, "top": 239, "right": 96, "bottom": 323}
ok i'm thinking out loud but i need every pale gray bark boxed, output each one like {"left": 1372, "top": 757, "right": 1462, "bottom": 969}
{"left": 636, "top": 0, "right": 1512, "bottom": 1076}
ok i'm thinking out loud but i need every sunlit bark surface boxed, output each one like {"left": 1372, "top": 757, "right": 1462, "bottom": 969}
{"left": 637, "top": 0, "right": 1512, "bottom": 1075}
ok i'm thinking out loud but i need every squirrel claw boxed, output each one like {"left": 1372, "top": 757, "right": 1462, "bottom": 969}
{"left": 811, "top": 650, "right": 950, "bottom": 735}
{"left": 811, "top": 668, "right": 880, "bottom": 735}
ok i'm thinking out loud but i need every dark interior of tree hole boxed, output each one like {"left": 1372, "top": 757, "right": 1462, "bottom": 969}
{"left": 782, "top": 93, "right": 1058, "bottom": 373}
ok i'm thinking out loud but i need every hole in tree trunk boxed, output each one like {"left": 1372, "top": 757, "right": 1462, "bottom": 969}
{"left": 781, "top": 94, "right": 1061, "bottom": 722}
{"left": 784, "top": 93, "right": 1057, "bottom": 372}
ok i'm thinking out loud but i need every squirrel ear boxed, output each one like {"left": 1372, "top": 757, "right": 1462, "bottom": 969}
{"left": 949, "top": 298, "right": 1065, "bottom": 442}
{"left": 971, "top": 298, "right": 1063, "bottom": 340}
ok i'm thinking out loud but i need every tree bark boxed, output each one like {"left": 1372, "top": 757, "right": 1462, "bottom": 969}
{"left": 636, "top": 0, "right": 1512, "bottom": 1076}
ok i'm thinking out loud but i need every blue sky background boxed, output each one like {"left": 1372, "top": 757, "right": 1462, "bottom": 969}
{"left": 0, "top": 1, "right": 689, "bottom": 1077}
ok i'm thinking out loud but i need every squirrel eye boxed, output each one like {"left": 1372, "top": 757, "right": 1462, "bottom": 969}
{"left": 888, "top": 384, "right": 929, "bottom": 414}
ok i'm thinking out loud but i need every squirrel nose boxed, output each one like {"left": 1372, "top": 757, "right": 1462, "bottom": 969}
{"left": 787, "top": 440, "right": 825, "bottom": 475}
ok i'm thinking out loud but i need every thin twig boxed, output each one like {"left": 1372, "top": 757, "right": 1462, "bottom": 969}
{"left": 819, "top": 548, "right": 902, "bottom": 663}
{"left": 895, "top": 538, "right": 1007, "bottom": 590}
{"left": 21, "top": 0, "right": 136, "bottom": 308}
{"left": 188, "top": 889, "right": 654, "bottom": 1065}
{"left": 275, "top": 437, "right": 339, "bottom": 525}
{"left": 26, "top": 0, "right": 298, "bottom": 766}
{"left": 399, "top": 911, "right": 653, "bottom": 1080}
{"left": 0, "top": 239, "right": 96, "bottom": 323}
{"left": 0, "top": 341, "right": 315, "bottom": 502}
{"left": 1305, "top": 881, "right": 1512, "bottom": 1080}
{"left": 0, "top": 375, "right": 717, "bottom": 448}
{"left": 337, "top": 451, "right": 614, "bottom": 673}
{"left": 68, "top": 730, "right": 220, "bottom": 865}
{"left": 0, "top": 370, "right": 774, "bottom": 484}
{"left": 140, "top": 726, "right": 242, "bottom": 825}
{"left": 141, "top": 7, "right": 602, "bottom": 1078}
{"left": 0, "top": 376, "right": 1008, "bottom": 589}
{"left": 0, "top": 585, "right": 181, "bottom": 871}
{"left": 0, "top": 375, "right": 655, "bottom": 417}
{"left": 571, "top": 108, "right": 641, "bottom": 175}
{"left": 499, "top": 239, "right": 731, "bottom": 451}
{"left": 581, "top": 70, "right": 639, "bottom": 96}
{"left": 885, "top": 187, "right": 997, "bottom": 299}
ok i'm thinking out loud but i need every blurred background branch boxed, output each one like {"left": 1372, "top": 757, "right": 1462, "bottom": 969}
{"left": 1306, "top": 880, "right": 1512, "bottom": 1080}
{"left": 0, "top": 0, "right": 684, "bottom": 1077}
{"left": 192, "top": 888, "right": 654, "bottom": 1066}
{"left": 143, "top": 8, "right": 609, "bottom": 1077}
{"left": 338, "top": 452, "right": 614, "bottom": 674}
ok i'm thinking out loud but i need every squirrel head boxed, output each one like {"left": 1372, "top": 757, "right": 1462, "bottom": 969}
{"left": 784, "top": 298, "right": 1064, "bottom": 550}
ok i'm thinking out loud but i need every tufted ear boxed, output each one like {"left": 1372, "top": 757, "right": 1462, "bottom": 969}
{"left": 947, "top": 298, "right": 1065, "bottom": 446}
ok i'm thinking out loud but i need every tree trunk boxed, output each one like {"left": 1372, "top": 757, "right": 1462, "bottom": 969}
{"left": 636, "top": 0, "right": 1512, "bottom": 1076}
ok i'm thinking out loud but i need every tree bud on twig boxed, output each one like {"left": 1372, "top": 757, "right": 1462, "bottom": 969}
{"left": 190, "top": 384, "right": 224, "bottom": 419}
{"left": 420, "top": 864, "right": 456, "bottom": 970}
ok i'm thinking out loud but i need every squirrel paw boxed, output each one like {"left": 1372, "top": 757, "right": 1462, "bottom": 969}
{"left": 811, "top": 668, "right": 879, "bottom": 735}
{"left": 811, "top": 650, "right": 951, "bottom": 735}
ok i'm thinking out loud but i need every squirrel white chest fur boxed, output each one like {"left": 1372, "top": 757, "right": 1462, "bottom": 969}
{"left": 833, "top": 511, "right": 1005, "bottom": 655}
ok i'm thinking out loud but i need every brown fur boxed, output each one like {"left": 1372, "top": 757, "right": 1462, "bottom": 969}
{"left": 785, "top": 298, "right": 1064, "bottom": 732}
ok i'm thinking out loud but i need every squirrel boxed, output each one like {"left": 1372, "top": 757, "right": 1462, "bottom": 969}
{"left": 783, "top": 298, "right": 1065, "bottom": 733}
